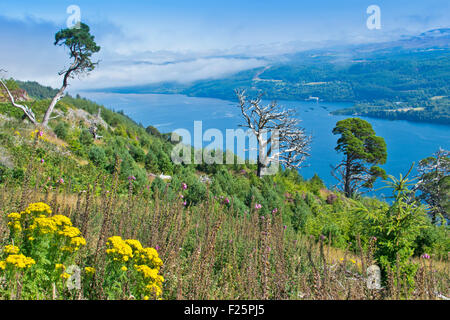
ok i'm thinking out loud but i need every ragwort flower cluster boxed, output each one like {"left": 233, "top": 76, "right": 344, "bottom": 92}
{"left": 106, "top": 236, "right": 134, "bottom": 262}
{"left": 105, "top": 236, "right": 164, "bottom": 299}
{"left": 0, "top": 253, "right": 35, "bottom": 271}
{"left": 2, "top": 203, "right": 86, "bottom": 294}
{"left": 26, "top": 211, "right": 86, "bottom": 253}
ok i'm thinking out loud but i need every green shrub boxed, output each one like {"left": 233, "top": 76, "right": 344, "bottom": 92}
{"left": 146, "top": 126, "right": 161, "bottom": 137}
{"left": 129, "top": 144, "right": 145, "bottom": 163}
{"left": 157, "top": 152, "right": 173, "bottom": 175}
{"left": 79, "top": 129, "right": 94, "bottom": 146}
{"left": 12, "top": 167, "right": 24, "bottom": 181}
{"left": 360, "top": 171, "right": 429, "bottom": 289}
{"left": 88, "top": 145, "right": 107, "bottom": 168}
{"left": 54, "top": 122, "right": 69, "bottom": 140}
{"left": 151, "top": 177, "right": 167, "bottom": 195}
{"left": 308, "top": 174, "right": 325, "bottom": 195}
{"left": 67, "top": 138, "right": 83, "bottom": 156}
{"left": 145, "top": 151, "right": 159, "bottom": 173}
{"left": 291, "top": 194, "right": 312, "bottom": 232}
{"left": 0, "top": 164, "right": 10, "bottom": 183}
{"left": 413, "top": 224, "right": 450, "bottom": 261}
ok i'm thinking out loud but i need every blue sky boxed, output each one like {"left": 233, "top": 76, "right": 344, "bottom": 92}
{"left": 0, "top": 0, "right": 448, "bottom": 90}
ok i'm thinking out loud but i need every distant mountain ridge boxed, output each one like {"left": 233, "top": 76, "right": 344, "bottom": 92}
{"left": 95, "top": 28, "right": 449, "bottom": 93}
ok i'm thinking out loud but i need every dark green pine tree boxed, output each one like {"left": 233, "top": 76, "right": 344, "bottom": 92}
{"left": 332, "top": 118, "right": 387, "bottom": 198}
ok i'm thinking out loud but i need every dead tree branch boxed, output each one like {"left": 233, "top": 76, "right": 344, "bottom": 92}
{"left": 0, "top": 78, "right": 37, "bottom": 125}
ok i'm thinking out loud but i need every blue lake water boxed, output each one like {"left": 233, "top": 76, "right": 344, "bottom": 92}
{"left": 79, "top": 91, "right": 450, "bottom": 198}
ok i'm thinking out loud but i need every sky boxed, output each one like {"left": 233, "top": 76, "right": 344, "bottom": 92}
{"left": 0, "top": 0, "right": 448, "bottom": 91}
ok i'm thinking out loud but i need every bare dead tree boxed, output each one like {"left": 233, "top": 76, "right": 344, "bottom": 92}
{"left": 236, "top": 89, "right": 311, "bottom": 177}
{"left": 0, "top": 76, "right": 37, "bottom": 125}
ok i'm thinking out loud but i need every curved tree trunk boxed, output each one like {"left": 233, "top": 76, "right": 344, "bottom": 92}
{"left": 42, "top": 59, "right": 79, "bottom": 127}
{"left": 42, "top": 85, "right": 67, "bottom": 127}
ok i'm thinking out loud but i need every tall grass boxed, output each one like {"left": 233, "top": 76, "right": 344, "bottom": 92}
{"left": 0, "top": 156, "right": 448, "bottom": 300}
{"left": 0, "top": 131, "right": 448, "bottom": 300}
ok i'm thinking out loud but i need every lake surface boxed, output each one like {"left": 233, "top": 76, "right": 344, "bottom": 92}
{"left": 79, "top": 91, "right": 450, "bottom": 198}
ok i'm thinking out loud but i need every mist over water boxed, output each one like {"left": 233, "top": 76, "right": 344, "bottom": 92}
{"left": 79, "top": 91, "right": 450, "bottom": 199}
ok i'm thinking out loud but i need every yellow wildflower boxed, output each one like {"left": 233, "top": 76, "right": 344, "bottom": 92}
{"left": 4, "top": 245, "right": 20, "bottom": 255}
{"left": 24, "top": 202, "right": 52, "bottom": 216}
{"left": 52, "top": 215, "right": 72, "bottom": 227}
{"left": 61, "top": 246, "right": 76, "bottom": 253}
{"left": 59, "top": 226, "right": 81, "bottom": 238}
{"left": 30, "top": 216, "right": 57, "bottom": 234}
{"left": 135, "top": 265, "right": 159, "bottom": 280}
{"left": 70, "top": 236, "right": 86, "bottom": 248}
{"left": 85, "top": 267, "right": 95, "bottom": 275}
{"left": 9, "top": 221, "right": 22, "bottom": 231}
{"left": 61, "top": 272, "right": 71, "bottom": 280}
{"left": 125, "top": 239, "right": 144, "bottom": 252}
{"left": 55, "top": 264, "right": 65, "bottom": 271}
{"left": 5, "top": 254, "right": 35, "bottom": 269}
{"left": 7, "top": 213, "right": 22, "bottom": 232}
{"left": 146, "top": 283, "right": 163, "bottom": 297}
{"left": 138, "top": 247, "right": 162, "bottom": 268}
{"left": 106, "top": 236, "right": 133, "bottom": 261}
{"left": 30, "top": 129, "right": 47, "bottom": 141}
{"left": 7, "top": 212, "right": 21, "bottom": 220}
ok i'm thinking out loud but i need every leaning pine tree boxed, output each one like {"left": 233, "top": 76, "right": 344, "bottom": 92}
{"left": 0, "top": 23, "right": 100, "bottom": 127}
{"left": 42, "top": 23, "right": 101, "bottom": 127}
{"left": 332, "top": 118, "right": 387, "bottom": 198}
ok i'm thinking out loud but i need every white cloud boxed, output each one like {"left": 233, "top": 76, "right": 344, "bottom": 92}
{"left": 0, "top": 15, "right": 269, "bottom": 91}
{"left": 69, "top": 56, "right": 267, "bottom": 90}
{"left": 1, "top": 6, "right": 447, "bottom": 93}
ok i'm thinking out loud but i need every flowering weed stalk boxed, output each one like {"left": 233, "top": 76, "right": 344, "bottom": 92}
{"left": 1, "top": 203, "right": 86, "bottom": 299}
{"left": 102, "top": 236, "right": 164, "bottom": 300}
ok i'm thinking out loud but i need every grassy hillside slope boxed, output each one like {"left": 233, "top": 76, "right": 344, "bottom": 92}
{"left": 0, "top": 80, "right": 448, "bottom": 300}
